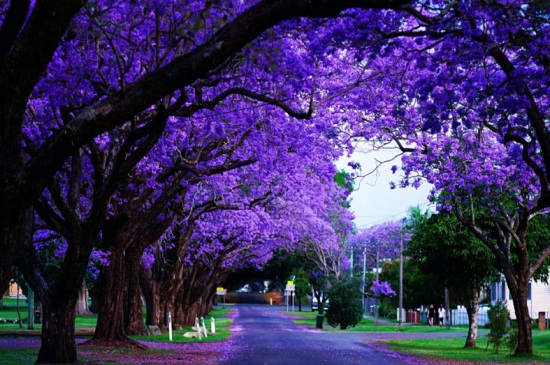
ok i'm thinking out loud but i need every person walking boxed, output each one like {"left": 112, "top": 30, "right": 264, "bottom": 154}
{"left": 438, "top": 304, "right": 445, "bottom": 327}
{"left": 428, "top": 304, "right": 435, "bottom": 327}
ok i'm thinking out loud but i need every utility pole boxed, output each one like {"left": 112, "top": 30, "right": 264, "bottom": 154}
{"left": 362, "top": 246, "right": 366, "bottom": 311}
{"left": 399, "top": 228, "right": 403, "bottom": 326}
{"left": 375, "top": 247, "right": 379, "bottom": 323}
{"left": 445, "top": 287, "right": 450, "bottom": 329}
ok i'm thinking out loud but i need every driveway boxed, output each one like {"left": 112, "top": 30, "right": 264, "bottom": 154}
{"left": 218, "top": 304, "right": 465, "bottom": 365}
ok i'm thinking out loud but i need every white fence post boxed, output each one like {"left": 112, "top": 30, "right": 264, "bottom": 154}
{"left": 168, "top": 311, "right": 173, "bottom": 342}
{"left": 201, "top": 317, "right": 208, "bottom": 338}
{"left": 195, "top": 317, "right": 202, "bottom": 340}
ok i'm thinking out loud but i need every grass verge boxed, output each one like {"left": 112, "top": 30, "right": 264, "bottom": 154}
{"left": 384, "top": 334, "right": 550, "bottom": 364}
{"left": 285, "top": 310, "right": 550, "bottom": 363}
{"left": 0, "top": 306, "right": 233, "bottom": 364}
{"left": 131, "top": 307, "right": 233, "bottom": 343}
{"left": 285, "top": 310, "right": 470, "bottom": 333}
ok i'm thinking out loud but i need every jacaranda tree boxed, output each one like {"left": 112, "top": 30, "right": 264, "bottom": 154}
{"left": 2, "top": 0, "right": 550, "bottom": 362}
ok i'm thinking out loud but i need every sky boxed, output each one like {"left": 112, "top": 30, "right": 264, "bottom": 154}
{"left": 336, "top": 144, "right": 434, "bottom": 230}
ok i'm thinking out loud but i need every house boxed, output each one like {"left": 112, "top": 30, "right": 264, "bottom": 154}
{"left": 489, "top": 275, "right": 550, "bottom": 320}
{"left": 3, "top": 280, "right": 23, "bottom": 298}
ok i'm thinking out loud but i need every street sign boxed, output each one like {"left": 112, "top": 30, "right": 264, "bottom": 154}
{"left": 216, "top": 287, "right": 227, "bottom": 308}
{"left": 285, "top": 284, "right": 295, "bottom": 291}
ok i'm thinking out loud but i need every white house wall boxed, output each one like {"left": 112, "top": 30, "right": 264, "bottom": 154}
{"left": 492, "top": 279, "right": 550, "bottom": 320}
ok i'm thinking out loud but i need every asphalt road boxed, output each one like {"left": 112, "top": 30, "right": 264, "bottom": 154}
{"left": 219, "top": 304, "right": 446, "bottom": 365}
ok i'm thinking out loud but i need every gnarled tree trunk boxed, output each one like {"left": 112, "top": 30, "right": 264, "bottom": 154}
{"left": 15, "top": 209, "right": 94, "bottom": 364}
{"left": 91, "top": 248, "right": 144, "bottom": 348}
{"left": 33, "top": 252, "right": 92, "bottom": 364}
{"left": 93, "top": 249, "right": 127, "bottom": 342}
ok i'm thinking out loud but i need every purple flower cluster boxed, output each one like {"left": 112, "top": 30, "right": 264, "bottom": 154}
{"left": 370, "top": 279, "right": 396, "bottom": 297}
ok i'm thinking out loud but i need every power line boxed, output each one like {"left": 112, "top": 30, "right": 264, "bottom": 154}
{"left": 353, "top": 201, "right": 432, "bottom": 228}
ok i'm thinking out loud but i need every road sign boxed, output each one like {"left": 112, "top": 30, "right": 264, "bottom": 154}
{"left": 285, "top": 284, "right": 295, "bottom": 291}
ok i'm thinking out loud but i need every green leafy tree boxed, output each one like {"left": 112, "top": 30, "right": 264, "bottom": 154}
{"left": 311, "top": 273, "right": 331, "bottom": 315}
{"left": 292, "top": 268, "right": 311, "bottom": 311}
{"left": 407, "top": 212, "right": 499, "bottom": 348}
{"left": 325, "top": 276, "right": 363, "bottom": 330}
{"left": 378, "top": 259, "right": 435, "bottom": 312}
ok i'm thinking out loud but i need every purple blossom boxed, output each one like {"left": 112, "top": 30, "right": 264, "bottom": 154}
{"left": 370, "top": 280, "right": 396, "bottom": 297}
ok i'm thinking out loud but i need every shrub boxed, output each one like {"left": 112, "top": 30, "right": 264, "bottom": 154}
{"left": 377, "top": 298, "right": 395, "bottom": 319}
{"left": 485, "top": 301, "right": 510, "bottom": 354}
{"left": 326, "top": 277, "right": 363, "bottom": 330}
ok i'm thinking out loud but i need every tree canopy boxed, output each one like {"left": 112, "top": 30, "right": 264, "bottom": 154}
{"left": 1, "top": 0, "right": 550, "bottom": 361}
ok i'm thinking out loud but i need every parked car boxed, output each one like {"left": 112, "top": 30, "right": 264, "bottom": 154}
{"left": 311, "top": 295, "right": 329, "bottom": 311}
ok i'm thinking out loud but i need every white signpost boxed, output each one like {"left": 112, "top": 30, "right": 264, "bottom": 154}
{"left": 216, "top": 287, "right": 227, "bottom": 308}
{"left": 285, "top": 281, "right": 295, "bottom": 312}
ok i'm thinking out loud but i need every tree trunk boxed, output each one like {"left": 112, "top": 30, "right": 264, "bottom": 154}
{"left": 33, "top": 253, "right": 90, "bottom": 364}
{"left": 509, "top": 278, "right": 533, "bottom": 355}
{"left": 464, "top": 288, "right": 479, "bottom": 348}
{"left": 148, "top": 273, "right": 172, "bottom": 332}
{"left": 91, "top": 250, "right": 144, "bottom": 348}
{"left": 181, "top": 300, "right": 202, "bottom": 327}
{"left": 154, "top": 280, "right": 177, "bottom": 332}
{"left": 178, "top": 266, "right": 218, "bottom": 326}
{"left": 140, "top": 268, "right": 158, "bottom": 326}
{"left": 37, "top": 298, "right": 78, "bottom": 363}
{"left": 31, "top": 275, "right": 88, "bottom": 364}
{"left": 76, "top": 279, "right": 92, "bottom": 316}
{"left": 153, "top": 254, "right": 187, "bottom": 330}
{"left": 13, "top": 209, "right": 91, "bottom": 364}
{"left": 89, "top": 289, "right": 100, "bottom": 314}
{"left": 124, "top": 247, "right": 146, "bottom": 335}
{"left": 204, "top": 286, "right": 216, "bottom": 313}
{"left": 173, "top": 281, "right": 186, "bottom": 328}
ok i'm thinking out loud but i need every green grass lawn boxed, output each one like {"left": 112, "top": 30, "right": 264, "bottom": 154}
{"left": 0, "top": 297, "right": 97, "bottom": 330}
{"left": 285, "top": 310, "right": 471, "bottom": 333}
{"left": 5, "top": 302, "right": 550, "bottom": 364}
{"left": 131, "top": 307, "right": 233, "bottom": 343}
{"left": 384, "top": 333, "right": 550, "bottom": 364}
{"left": 1, "top": 299, "right": 232, "bottom": 340}
{"left": 285, "top": 309, "right": 550, "bottom": 363}
{"left": 0, "top": 348, "right": 39, "bottom": 365}
{"left": 0, "top": 304, "right": 234, "bottom": 365}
